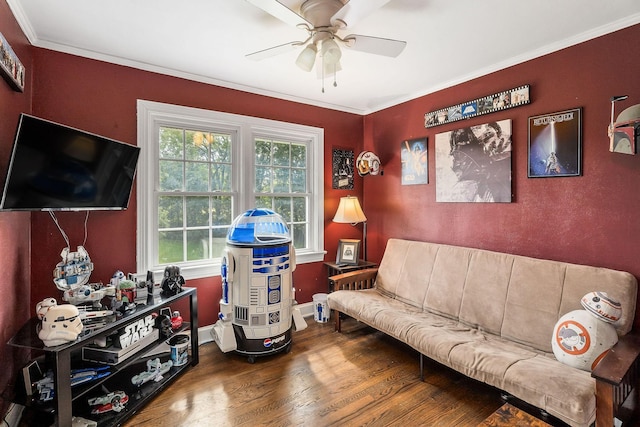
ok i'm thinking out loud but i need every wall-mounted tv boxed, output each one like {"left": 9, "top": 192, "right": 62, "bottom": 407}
{"left": 0, "top": 114, "right": 140, "bottom": 211}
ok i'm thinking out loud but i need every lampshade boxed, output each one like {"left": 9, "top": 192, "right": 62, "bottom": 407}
{"left": 321, "top": 38, "right": 342, "bottom": 65}
{"left": 333, "top": 196, "right": 366, "bottom": 224}
{"left": 296, "top": 44, "right": 317, "bottom": 72}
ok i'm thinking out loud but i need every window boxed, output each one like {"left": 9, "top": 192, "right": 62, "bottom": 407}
{"left": 137, "top": 100, "right": 325, "bottom": 280}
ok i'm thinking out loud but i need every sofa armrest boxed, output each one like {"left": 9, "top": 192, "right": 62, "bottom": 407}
{"left": 591, "top": 333, "right": 640, "bottom": 427}
{"left": 329, "top": 268, "right": 378, "bottom": 292}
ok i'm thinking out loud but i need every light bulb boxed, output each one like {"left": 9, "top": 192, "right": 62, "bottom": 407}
{"left": 295, "top": 44, "right": 317, "bottom": 72}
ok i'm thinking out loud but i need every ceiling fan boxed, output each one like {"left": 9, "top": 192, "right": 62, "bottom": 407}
{"left": 245, "top": 0, "right": 407, "bottom": 90}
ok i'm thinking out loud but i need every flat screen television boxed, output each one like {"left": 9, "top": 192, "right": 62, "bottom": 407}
{"left": 0, "top": 114, "right": 140, "bottom": 211}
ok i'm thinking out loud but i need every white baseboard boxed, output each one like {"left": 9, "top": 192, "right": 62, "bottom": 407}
{"left": 197, "top": 301, "right": 315, "bottom": 346}
{"left": 4, "top": 403, "right": 24, "bottom": 427}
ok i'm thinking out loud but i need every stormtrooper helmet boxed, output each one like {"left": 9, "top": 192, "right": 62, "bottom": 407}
{"left": 38, "top": 304, "right": 83, "bottom": 347}
{"left": 36, "top": 297, "right": 58, "bottom": 320}
{"left": 356, "top": 151, "right": 381, "bottom": 176}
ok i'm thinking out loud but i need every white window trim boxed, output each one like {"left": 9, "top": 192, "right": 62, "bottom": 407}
{"left": 136, "top": 99, "right": 325, "bottom": 280}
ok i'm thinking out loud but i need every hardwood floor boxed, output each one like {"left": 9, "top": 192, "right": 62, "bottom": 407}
{"left": 124, "top": 318, "right": 509, "bottom": 426}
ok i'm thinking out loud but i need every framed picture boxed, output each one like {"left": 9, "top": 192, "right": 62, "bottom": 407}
{"left": 425, "top": 85, "right": 530, "bottom": 128}
{"left": 435, "top": 119, "right": 512, "bottom": 202}
{"left": 332, "top": 148, "right": 354, "bottom": 189}
{"left": 401, "top": 137, "right": 428, "bottom": 185}
{"left": 0, "top": 32, "right": 25, "bottom": 92}
{"left": 528, "top": 108, "right": 582, "bottom": 177}
{"left": 336, "top": 239, "right": 360, "bottom": 265}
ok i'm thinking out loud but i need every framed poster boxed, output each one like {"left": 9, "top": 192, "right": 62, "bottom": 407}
{"left": 336, "top": 239, "right": 360, "bottom": 265}
{"left": 332, "top": 148, "right": 354, "bottom": 189}
{"left": 528, "top": 108, "right": 582, "bottom": 177}
{"left": 401, "top": 137, "right": 428, "bottom": 185}
{"left": 425, "top": 85, "right": 529, "bottom": 128}
{"left": 0, "top": 32, "right": 25, "bottom": 92}
{"left": 435, "top": 120, "right": 512, "bottom": 202}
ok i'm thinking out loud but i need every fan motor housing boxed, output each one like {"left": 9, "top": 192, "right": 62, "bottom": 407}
{"left": 300, "top": 0, "right": 345, "bottom": 27}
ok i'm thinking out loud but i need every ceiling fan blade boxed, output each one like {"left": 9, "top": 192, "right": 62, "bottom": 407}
{"left": 344, "top": 34, "right": 406, "bottom": 57}
{"left": 245, "top": 0, "right": 311, "bottom": 27}
{"left": 330, "top": 0, "right": 392, "bottom": 28}
{"left": 246, "top": 42, "right": 300, "bottom": 61}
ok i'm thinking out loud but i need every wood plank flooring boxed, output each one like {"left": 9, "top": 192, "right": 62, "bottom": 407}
{"left": 124, "top": 318, "right": 507, "bottom": 426}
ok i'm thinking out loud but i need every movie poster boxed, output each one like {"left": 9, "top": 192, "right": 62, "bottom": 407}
{"left": 435, "top": 120, "right": 512, "bottom": 202}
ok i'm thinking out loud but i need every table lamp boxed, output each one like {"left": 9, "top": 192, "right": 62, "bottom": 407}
{"left": 332, "top": 196, "right": 368, "bottom": 260}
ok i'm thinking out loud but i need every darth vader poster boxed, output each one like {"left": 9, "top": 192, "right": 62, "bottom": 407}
{"left": 435, "top": 120, "right": 512, "bottom": 202}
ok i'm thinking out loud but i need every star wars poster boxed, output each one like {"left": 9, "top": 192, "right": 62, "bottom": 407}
{"left": 332, "top": 148, "right": 354, "bottom": 189}
{"left": 528, "top": 108, "right": 582, "bottom": 177}
{"left": 435, "top": 120, "right": 512, "bottom": 202}
{"left": 401, "top": 137, "right": 428, "bottom": 185}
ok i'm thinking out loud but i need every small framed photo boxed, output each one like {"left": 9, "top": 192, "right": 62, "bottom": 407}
{"left": 528, "top": 108, "right": 582, "bottom": 177}
{"left": 336, "top": 239, "right": 360, "bottom": 265}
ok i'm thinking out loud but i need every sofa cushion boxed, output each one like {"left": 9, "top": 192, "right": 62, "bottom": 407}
{"left": 458, "top": 250, "right": 514, "bottom": 335}
{"left": 501, "top": 353, "right": 595, "bottom": 426}
{"left": 423, "top": 244, "right": 472, "bottom": 319}
{"left": 500, "top": 256, "right": 565, "bottom": 351}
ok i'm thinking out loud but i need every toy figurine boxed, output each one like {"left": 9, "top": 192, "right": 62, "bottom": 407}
{"left": 88, "top": 390, "right": 129, "bottom": 414}
{"left": 53, "top": 246, "right": 94, "bottom": 289}
{"left": 552, "top": 291, "right": 621, "bottom": 371}
{"left": 171, "top": 310, "right": 183, "bottom": 330}
{"left": 131, "top": 358, "right": 173, "bottom": 386}
{"left": 161, "top": 265, "right": 185, "bottom": 296}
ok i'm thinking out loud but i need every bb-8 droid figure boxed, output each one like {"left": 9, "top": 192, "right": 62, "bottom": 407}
{"left": 551, "top": 291, "right": 621, "bottom": 372}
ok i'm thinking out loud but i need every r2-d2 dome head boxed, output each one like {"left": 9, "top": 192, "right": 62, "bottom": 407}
{"left": 38, "top": 304, "right": 83, "bottom": 347}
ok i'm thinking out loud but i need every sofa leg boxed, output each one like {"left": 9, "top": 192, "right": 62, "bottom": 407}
{"left": 334, "top": 310, "right": 342, "bottom": 332}
{"left": 420, "top": 353, "right": 424, "bottom": 381}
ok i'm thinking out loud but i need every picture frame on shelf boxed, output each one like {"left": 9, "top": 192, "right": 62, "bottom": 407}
{"left": 336, "top": 239, "right": 360, "bottom": 265}
{"left": 528, "top": 107, "right": 582, "bottom": 178}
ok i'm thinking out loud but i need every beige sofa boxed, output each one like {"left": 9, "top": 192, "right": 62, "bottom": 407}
{"left": 327, "top": 238, "right": 640, "bottom": 427}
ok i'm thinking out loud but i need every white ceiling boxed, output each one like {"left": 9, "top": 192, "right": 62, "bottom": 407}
{"left": 7, "top": 0, "right": 640, "bottom": 115}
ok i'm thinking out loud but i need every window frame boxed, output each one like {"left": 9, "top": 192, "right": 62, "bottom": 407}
{"left": 136, "top": 100, "right": 325, "bottom": 280}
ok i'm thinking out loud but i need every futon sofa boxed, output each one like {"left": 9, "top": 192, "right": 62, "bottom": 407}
{"left": 327, "top": 238, "right": 640, "bottom": 427}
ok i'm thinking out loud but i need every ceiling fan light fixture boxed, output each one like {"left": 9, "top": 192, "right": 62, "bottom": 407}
{"left": 295, "top": 43, "right": 317, "bottom": 72}
{"left": 321, "top": 38, "right": 341, "bottom": 65}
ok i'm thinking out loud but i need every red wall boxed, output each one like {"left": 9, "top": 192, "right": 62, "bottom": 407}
{"left": 29, "top": 48, "right": 364, "bottom": 327}
{"left": 0, "top": 0, "right": 33, "bottom": 412}
{"left": 363, "top": 24, "right": 640, "bottom": 327}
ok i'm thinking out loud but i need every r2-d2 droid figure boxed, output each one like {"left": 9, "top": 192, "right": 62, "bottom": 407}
{"left": 212, "top": 209, "right": 306, "bottom": 362}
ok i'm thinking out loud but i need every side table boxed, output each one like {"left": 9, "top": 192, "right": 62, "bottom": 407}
{"left": 324, "top": 260, "right": 377, "bottom": 292}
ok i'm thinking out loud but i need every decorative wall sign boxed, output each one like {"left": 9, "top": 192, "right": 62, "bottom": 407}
{"left": 401, "top": 137, "right": 428, "bottom": 185}
{"left": 435, "top": 119, "right": 512, "bottom": 202}
{"left": 528, "top": 108, "right": 582, "bottom": 178}
{"left": 425, "top": 85, "right": 529, "bottom": 128}
{"left": 332, "top": 148, "right": 354, "bottom": 189}
{"left": 0, "top": 32, "right": 25, "bottom": 92}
